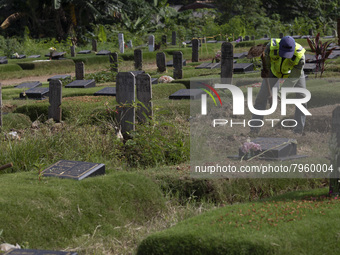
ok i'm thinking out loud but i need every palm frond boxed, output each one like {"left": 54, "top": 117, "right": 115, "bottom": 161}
{"left": 0, "top": 12, "right": 23, "bottom": 29}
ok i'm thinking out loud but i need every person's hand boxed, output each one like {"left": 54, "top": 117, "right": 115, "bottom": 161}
{"left": 261, "top": 69, "right": 269, "bottom": 78}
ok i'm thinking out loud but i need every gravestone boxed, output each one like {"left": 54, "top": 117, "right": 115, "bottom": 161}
{"left": 162, "top": 35, "right": 167, "bottom": 45}
{"left": 251, "top": 35, "right": 255, "bottom": 40}
{"left": 116, "top": 72, "right": 135, "bottom": 134}
{"left": 20, "top": 87, "right": 49, "bottom": 99}
{"left": 279, "top": 33, "right": 283, "bottom": 38}
{"left": 96, "top": 50, "right": 111, "bottom": 55}
{"left": 109, "top": 52, "right": 118, "bottom": 73}
{"left": 45, "top": 52, "right": 66, "bottom": 59}
{"left": 15, "top": 81, "right": 42, "bottom": 89}
{"left": 148, "top": 35, "right": 155, "bottom": 52}
{"left": 92, "top": 39, "right": 97, "bottom": 52}
{"left": 338, "top": 18, "right": 340, "bottom": 45}
{"left": 172, "top": 31, "right": 176, "bottom": 45}
{"left": 303, "top": 63, "right": 317, "bottom": 73}
{"left": 11, "top": 54, "right": 26, "bottom": 59}
{"left": 131, "top": 70, "right": 145, "bottom": 76}
{"left": 28, "top": 55, "right": 41, "bottom": 58}
{"left": 192, "top": 39, "right": 199, "bottom": 62}
{"left": 238, "top": 137, "right": 305, "bottom": 160}
{"left": 195, "top": 62, "right": 220, "bottom": 69}
{"left": 70, "top": 45, "right": 76, "bottom": 57}
{"left": 156, "top": 52, "right": 166, "bottom": 72}
{"left": 78, "top": 50, "right": 91, "bottom": 54}
{"left": 118, "top": 33, "right": 124, "bottom": 53}
{"left": 48, "top": 74, "right": 71, "bottom": 81}
{"left": 151, "top": 78, "right": 158, "bottom": 84}
{"left": 136, "top": 73, "right": 153, "bottom": 122}
{"left": 169, "top": 89, "right": 205, "bottom": 100}
{"left": 0, "top": 59, "right": 8, "bottom": 64}
{"left": 65, "top": 79, "right": 95, "bottom": 88}
{"left": 244, "top": 35, "right": 250, "bottom": 41}
{"left": 48, "top": 80, "right": 62, "bottom": 122}
{"left": 75, "top": 61, "right": 85, "bottom": 80}
{"left": 166, "top": 59, "right": 186, "bottom": 67}
{"left": 127, "top": 40, "right": 133, "bottom": 49}
{"left": 93, "top": 87, "right": 116, "bottom": 96}
{"left": 42, "top": 160, "right": 105, "bottom": 180}
{"left": 3, "top": 248, "right": 78, "bottom": 255}
{"left": 233, "top": 52, "right": 246, "bottom": 59}
{"left": 134, "top": 49, "right": 143, "bottom": 70}
{"left": 221, "top": 42, "right": 233, "bottom": 83}
{"left": 233, "top": 63, "right": 254, "bottom": 73}
{"left": 173, "top": 51, "right": 183, "bottom": 79}
{"left": 329, "top": 106, "right": 340, "bottom": 195}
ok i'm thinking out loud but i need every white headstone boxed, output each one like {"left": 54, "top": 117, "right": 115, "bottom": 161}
{"left": 148, "top": 35, "right": 155, "bottom": 52}
{"left": 118, "top": 33, "right": 124, "bottom": 54}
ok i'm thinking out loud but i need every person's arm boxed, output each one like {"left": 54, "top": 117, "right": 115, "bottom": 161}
{"left": 281, "top": 55, "right": 305, "bottom": 87}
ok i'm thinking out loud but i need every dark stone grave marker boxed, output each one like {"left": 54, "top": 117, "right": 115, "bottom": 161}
{"left": 42, "top": 160, "right": 105, "bottom": 180}
{"left": 92, "top": 39, "right": 97, "bottom": 52}
{"left": 93, "top": 87, "right": 116, "bottom": 96}
{"left": 48, "top": 74, "right": 71, "bottom": 81}
{"left": 136, "top": 73, "right": 153, "bottom": 122}
{"left": 173, "top": 51, "right": 183, "bottom": 79}
{"left": 45, "top": 52, "right": 66, "bottom": 59}
{"left": 131, "top": 70, "right": 145, "bottom": 76}
{"left": 28, "top": 55, "right": 41, "bottom": 58}
{"left": 78, "top": 50, "right": 91, "bottom": 54}
{"left": 233, "top": 63, "right": 254, "bottom": 73}
{"left": 172, "top": 31, "right": 177, "bottom": 45}
{"left": 233, "top": 52, "right": 247, "bottom": 59}
{"left": 75, "top": 61, "right": 85, "bottom": 80}
{"left": 166, "top": 59, "right": 186, "bottom": 67}
{"left": 328, "top": 52, "right": 340, "bottom": 59}
{"left": 96, "top": 50, "right": 111, "bottom": 55}
{"left": 15, "top": 81, "right": 42, "bottom": 89}
{"left": 3, "top": 248, "right": 77, "bottom": 255}
{"left": 0, "top": 56, "right": 6, "bottom": 60}
{"left": 65, "top": 79, "right": 95, "bottom": 88}
{"left": 20, "top": 87, "right": 49, "bottom": 99}
{"left": 195, "top": 63, "right": 211, "bottom": 69}
{"left": 156, "top": 52, "right": 166, "bottom": 72}
{"left": 169, "top": 89, "right": 205, "bottom": 100}
{"left": 48, "top": 80, "right": 62, "bottom": 122}
{"left": 244, "top": 35, "right": 250, "bottom": 41}
{"left": 70, "top": 45, "right": 76, "bottom": 57}
{"left": 151, "top": 78, "right": 158, "bottom": 84}
{"left": 0, "top": 59, "right": 8, "bottom": 64}
{"left": 221, "top": 42, "right": 233, "bottom": 83}
{"left": 303, "top": 63, "right": 317, "bottom": 73}
{"left": 11, "top": 54, "right": 26, "bottom": 59}
{"left": 134, "top": 49, "right": 143, "bottom": 70}
{"left": 238, "top": 137, "right": 306, "bottom": 160}
{"left": 192, "top": 39, "right": 199, "bottom": 62}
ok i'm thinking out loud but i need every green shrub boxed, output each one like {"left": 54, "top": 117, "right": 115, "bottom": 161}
{"left": 0, "top": 64, "right": 23, "bottom": 72}
{"left": 2, "top": 113, "right": 32, "bottom": 131}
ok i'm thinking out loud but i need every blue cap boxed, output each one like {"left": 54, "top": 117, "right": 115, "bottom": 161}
{"left": 279, "top": 36, "right": 296, "bottom": 58}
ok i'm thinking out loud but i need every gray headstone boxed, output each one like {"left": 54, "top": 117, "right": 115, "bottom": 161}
{"left": 48, "top": 80, "right": 62, "bottom": 122}
{"left": 75, "top": 61, "right": 85, "bottom": 80}
{"left": 173, "top": 51, "right": 183, "bottom": 79}
{"left": 93, "top": 87, "right": 116, "bottom": 96}
{"left": 192, "top": 39, "right": 199, "bottom": 62}
{"left": 15, "top": 81, "right": 42, "bottom": 89}
{"left": 338, "top": 18, "right": 340, "bottom": 45}
{"left": 116, "top": 72, "right": 135, "bottom": 134}
{"left": 42, "top": 160, "right": 105, "bottom": 181}
{"left": 70, "top": 45, "right": 76, "bottom": 57}
{"left": 28, "top": 55, "right": 41, "bottom": 58}
{"left": 233, "top": 63, "right": 254, "bottom": 73}
{"left": 162, "top": 35, "right": 167, "bottom": 45}
{"left": 166, "top": 59, "right": 186, "bottom": 67}
{"left": 244, "top": 35, "right": 250, "bottom": 41}
{"left": 169, "top": 89, "right": 205, "bottom": 100}
{"left": 136, "top": 73, "right": 153, "bottom": 122}
{"left": 221, "top": 42, "right": 233, "bottom": 83}
{"left": 172, "top": 31, "right": 176, "bottom": 45}
{"left": 109, "top": 52, "right": 118, "bottom": 73}
{"left": 148, "top": 35, "right": 155, "bottom": 52}
{"left": 96, "top": 50, "right": 111, "bottom": 55}
{"left": 156, "top": 52, "right": 166, "bottom": 72}
{"left": 45, "top": 52, "right": 66, "bottom": 59}
{"left": 92, "top": 39, "right": 97, "bottom": 52}
{"left": 118, "top": 33, "right": 124, "bottom": 53}
{"left": 0, "top": 59, "right": 8, "bottom": 64}
{"left": 134, "top": 49, "right": 143, "bottom": 70}
{"left": 127, "top": 40, "right": 133, "bottom": 49}
{"left": 303, "top": 63, "right": 317, "bottom": 73}
{"left": 65, "top": 79, "right": 95, "bottom": 88}
{"left": 233, "top": 52, "right": 246, "bottom": 59}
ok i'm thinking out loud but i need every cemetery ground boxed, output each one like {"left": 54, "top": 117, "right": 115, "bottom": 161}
{"left": 0, "top": 40, "right": 340, "bottom": 254}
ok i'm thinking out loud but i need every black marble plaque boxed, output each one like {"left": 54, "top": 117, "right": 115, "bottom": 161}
{"left": 28, "top": 55, "right": 41, "bottom": 58}
{"left": 93, "top": 87, "right": 116, "bottom": 96}
{"left": 15, "top": 81, "right": 42, "bottom": 89}
{"left": 20, "top": 87, "right": 49, "bottom": 99}
{"left": 169, "top": 89, "right": 205, "bottom": 100}
{"left": 233, "top": 52, "right": 247, "bottom": 59}
{"left": 0, "top": 59, "right": 8, "bottom": 64}
{"left": 238, "top": 137, "right": 306, "bottom": 160}
{"left": 96, "top": 50, "right": 111, "bottom": 55}
{"left": 4, "top": 249, "right": 77, "bottom": 255}
{"left": 233, "top": 63, "right": 254, "bottom": 73}
{"left": 47, "top": 75, "right": 71, "bottom": 81}
{"left": 11, "top": 54, "right": 26, "bottom": 59}
{"left": 78, "top": 50, "right": 91, "bottom": 54}
{"left": 42, "top": 160, "right": 105, "bottom": 180}
{"left": 166, "top": 59, "right": 186, "bottom": 67}
{"left": 151, "top": 78, "right": 158, "bottom": 84}
{"left": 65, "top": 79, "right": 96, "bottom": 88}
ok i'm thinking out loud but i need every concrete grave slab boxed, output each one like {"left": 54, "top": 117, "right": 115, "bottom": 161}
{"left": 11, "top": 54, "right": 26, "bottom": 59}
{"left": 151, "top": 78, "right": 158, "bottom": 84}
{"left": 42, "top": 160, "right": 105, "bottom": 180}
{"left": 167, "top": 59, "right": 186, "bottom": 67}
{"left": 15, "top": 81, "right": 42, "bottom": 89}
{"left": 20, "top": 87, "right": 49, "bottom": 99}
{"left": 93, "top": 87, "right": 116, "bottom": 96}
{"left": 0, "top": 59, "right": 8, "bottom": 64}
{"left": 169, "top": 89, "right": 205, "bottom": 100}
{"left": 96, "top": 50, "right": 111, "bottom": 55}
{"left": 65, "top": 79, "right": 96, "bottom": 88}
{"left": 28, "top": 55, "right": 41, "bottom": 58}
{"left": 303, "top": 63, "right": 317, "bottom": 73}
{"left": 233, "top": 52, "right": 247, "bottom": 59}
{"left": 233, "top": 63, "right": 254, "bottom": 73}
{"left": 78, "top": 50, "right": 91, "bottom": 54}
{"left": 47, "top": 74, "right": 71, "bottom": 81}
